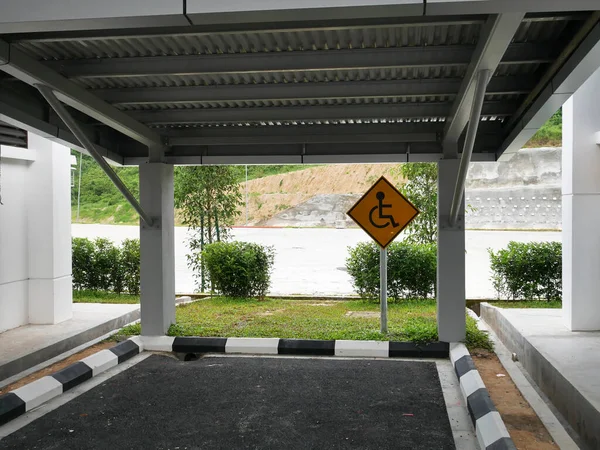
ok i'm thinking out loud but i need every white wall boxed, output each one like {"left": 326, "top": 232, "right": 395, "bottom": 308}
{"left": 0, "top": 134, "right": 73, "bottom": 333}
{"left": 0, "top": 158, "right": 30, "bottom": 332}
{"left": 562, "top": 67, "right": 600, "bottom": 331}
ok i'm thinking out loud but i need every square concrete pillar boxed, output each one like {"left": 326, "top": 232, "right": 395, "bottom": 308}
{"left": 26, "top": 133, "right": 72, "bottom": 324}
{"left": 437, "top": 159, "right": 466, "bottom": 342}
{"left": 139, "top": 163, "right": 175, "bottom": 336}
{"left": 562, "top": 68, "right": 600, "bottom": 331}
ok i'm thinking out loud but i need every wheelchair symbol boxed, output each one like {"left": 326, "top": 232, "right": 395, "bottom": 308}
{"left": 369, "top": 191, "right": 400, "bottom": 229}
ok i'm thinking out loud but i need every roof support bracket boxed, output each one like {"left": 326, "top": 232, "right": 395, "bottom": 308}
{"left": 449, "top": 69, "right": 491, "bottom": 227}
{"left": 36, "top": 84, "right": 154, "bottom": 228}
{"left": 443, "top": 13, "right": 525, "bottom": 156}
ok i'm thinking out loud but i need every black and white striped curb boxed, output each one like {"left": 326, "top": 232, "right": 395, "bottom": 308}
{"left": 450, "top": 343, "right": 516, "bottom": 450}
{"left": 0, "top": 337, "right": 142, "bottom": 427}
{"left": 144, "top": 336, "right": 450, "bottom": 358}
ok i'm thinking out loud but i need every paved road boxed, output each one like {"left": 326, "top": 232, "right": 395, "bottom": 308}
{"left": 72, "top": 224, "right": 560, "bottom": 298}
{"left": 0, "top": 355, "right": 455, "bottom": 450}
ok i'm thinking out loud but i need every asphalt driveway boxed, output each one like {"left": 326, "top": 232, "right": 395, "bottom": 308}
{"left": 0, "top": 355, "right": 455, "bottom": 449}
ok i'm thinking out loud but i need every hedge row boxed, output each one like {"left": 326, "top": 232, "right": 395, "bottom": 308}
{"left": 347, "top": 240, "right": 561, "bottom": 302}
{"left": 346, "top": 241, "right": 436, "bottom": 301}
{"left": 72, "top": 237, "right": 140, "bottom": 295}
{"left": 72, "top": 235, "right": 559, "bottom": 302}
{"left": 488, "top": 241, "right": 561, "bottom": 301}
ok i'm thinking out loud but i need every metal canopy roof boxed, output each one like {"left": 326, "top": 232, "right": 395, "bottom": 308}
{"left": 0, "top": 1, "right": 599, "bottom": 165}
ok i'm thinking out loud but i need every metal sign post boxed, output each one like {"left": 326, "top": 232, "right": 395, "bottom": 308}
{"left": 380, "top": 246, "right": 388, "bottom": 333}
{"left": 347, "top": 176, "right": 419, "bottom": 335}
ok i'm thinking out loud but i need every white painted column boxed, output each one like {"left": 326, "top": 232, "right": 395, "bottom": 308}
{"left": 26, "top": 133, "right": 73, "bottom": 324}
{"left": 437, "top": 159, "right": 466, "bottom": 342}
{"left": 562, "top": 67, "right": 600, "bottom": 331}
{"left": 139, "top": 163, "right": 175, "bottom": 336}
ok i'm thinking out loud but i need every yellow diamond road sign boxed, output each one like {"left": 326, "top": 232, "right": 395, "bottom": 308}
{"left": 347, "top": 176, "right": 419, "bottom": 248}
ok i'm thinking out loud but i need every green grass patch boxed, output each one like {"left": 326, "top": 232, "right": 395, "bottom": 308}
{"left": 489, "top": 300, "right": 562, "bottom": 309}
{"left": 116, "top": 298, "right": 491, "bottom": 350}
{"left": 73, "top": 290, "right": 140, "bottom": 304}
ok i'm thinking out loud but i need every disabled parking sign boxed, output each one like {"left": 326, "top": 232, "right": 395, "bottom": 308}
{"left": 347, "top": 176, "right": 419, "bottom": 248}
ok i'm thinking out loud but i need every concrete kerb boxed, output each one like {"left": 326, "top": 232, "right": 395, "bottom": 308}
{"left": 450, "top": 342, "right": 516, "bottom": 450}
{"left": 0, "top": 338, "right": 143, "bottom": 427}
{"left": 150, "top": 336, "right": 450, "bottom": 359}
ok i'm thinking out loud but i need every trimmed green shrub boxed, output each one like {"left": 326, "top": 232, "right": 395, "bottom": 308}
{"left": 202, "top": 241, "right": 275, "bottom": 298}
{"left": 92, "top": 238, "right": 119, "bottom": 291}
{"left": 72, "top": 237, "right": 96, "bottom": 290}
{"left": 346, "top": 241, "right": 437, "bottom": 301}
{"left": 488, "top": 241, "right": 561, "bottom": 301}
{"left": 71, "top": 237, "right": 140, "bottom": 294}
{"left": 121, "top": 238, "right": 141, "bottom": 296}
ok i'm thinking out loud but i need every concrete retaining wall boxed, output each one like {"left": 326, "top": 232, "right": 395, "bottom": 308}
{"left": 466, "top": 148, "right": 562, "bottom": 230}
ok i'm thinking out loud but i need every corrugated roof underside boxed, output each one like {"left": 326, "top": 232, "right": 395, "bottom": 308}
{"left": 15, "top": 21, "right": 485, "bottom": 60}
{"left": 6, "top": 13, "right": 584, "bottom": 130}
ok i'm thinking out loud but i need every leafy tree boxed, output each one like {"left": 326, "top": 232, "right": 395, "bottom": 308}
{"left": 174, "top": 166, "right": 243, "bottom": 291}
{"left": 393, "top": 163, "right": 437, "bottom": 244}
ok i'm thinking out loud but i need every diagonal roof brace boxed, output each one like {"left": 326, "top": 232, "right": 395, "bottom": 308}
{"left": 443, "top": 13, "right": 525, "bottom": 155}
{"left": 36, "top": 84, "right": 154, "bottom": 228}
{"left": 0, "top": 39, "right": 164, "bottom": 151}
{"left": 449, "top": 69, "right": 491, "bottom": 227}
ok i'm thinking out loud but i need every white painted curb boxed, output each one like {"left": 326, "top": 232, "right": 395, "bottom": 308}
{"left": 334, "top": 340, "right": 389, "bottom": 357}
{"left": 225, "top": 338, "right": 280, "bottom": 354}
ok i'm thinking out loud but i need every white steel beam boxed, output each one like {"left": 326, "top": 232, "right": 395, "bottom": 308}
{"left": 427, "top": 0, "right": 600, "bottom": 15}
{"left": 37, "top": 85, "right": 154, "bottom": 227}
{"left": 130, "top": 152, "right": 494, "bottom": 166}
{"left": 0, "top": 41, "right": 163, "bottom": 149}
{"left": 0, "top": 1, "right": 187, "bottom": 34}
{"left": 443, "top": 13, "right": 524, "bottom": 154}
{"left": 449, "top": 69, "right": 490, "bottom": 226}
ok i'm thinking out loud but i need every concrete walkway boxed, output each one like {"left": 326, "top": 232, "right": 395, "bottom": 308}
{"left": 0, "top": 303, "right": 139, "bottom": 384}
{"left": 482, "top": 305, "right": 600, "bottom": 450}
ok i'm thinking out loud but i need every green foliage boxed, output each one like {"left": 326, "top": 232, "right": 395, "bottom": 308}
{"left": 346, "top": 241, "right": 437, "bottom": 301}
{"left": 73, "top": 290, "right": 139, "bottom": 304}
{"left": 93, "top": 238, "right": 120, "bottom": 292}
{"left": 175, "top": 166, "right": 243, "bottom": 291}
{"left": 71, "top": 237, "right": 140, "bottom": 294}
{"left": 393, "top": 163, "right": 437, "bottom": 244}
{"left": 488, "top": 241, "right": 562, "bottom": 301}
{"left": 72, "top": 237, "right": 96, "bottom": 290}
{"left": 120, "top": 239, "right": 141, "bottom": 295}
{"left": 202, "top": 242, "right": 275, "bottom": 298}
{"left": 466, "top": 317, "right": 494, "bottom": 351}
{"left": 71, "top": 152, "right": 140, "bottom": 223}
{"left": 489, "top": 300, "right": 562, "bottom": 309}
{"left": 233, "top": 165, "right": 319, "bottom": 182}
{"left": 526, "top": 109, "right": 562, "bottom": 147}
